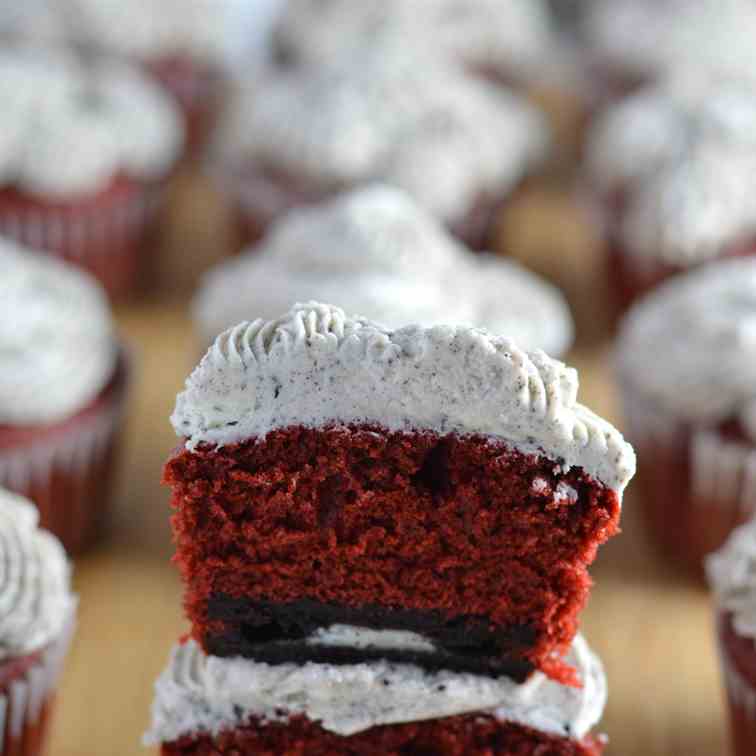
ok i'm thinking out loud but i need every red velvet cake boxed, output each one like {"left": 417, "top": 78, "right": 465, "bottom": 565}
{"left": 165, "top": 302, "right": 634, "bottom": 684}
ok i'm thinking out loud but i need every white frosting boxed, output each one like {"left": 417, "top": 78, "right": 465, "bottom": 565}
{"left": 194, "top": 186, "right": 573, "bottom": 356}
{"left": 173, "top": 302, "right": 635, "bottom": 491}
{"left": 215, "top": 47, "right": 549, "bottom": 224}
{"left": 0, "top": 238, "right": 117, "bottom": 425}
{"left": 0, "top": 48, "right": 183, "bottom": 198}
{"left": 583, "top": 0, "right": 756, "bottom": 83}
{"left": 621, "top": 146, "right": 756, "bottom": 266}
{"left": 64, "top": 0, "right": 250, "bottom": 64}
{"left": 707, "top": 518, "right": 756, "bottom": 640}
{"left": 272, "top": 0, "right": 557, "bottom": 82}
{"left": 306, "top": 626, "right": 437, "bottom": 655}
{"left": 0, "top": 489, "right": 76, "bottom": 660}
{"left": 617, "top": 259, "right": 756, "bottom": 426}
{"left": 144, "top": 634, "right": 606, "bottom": 743}
{"left": 587, "top": 75, "right": 756, "bottom": 197}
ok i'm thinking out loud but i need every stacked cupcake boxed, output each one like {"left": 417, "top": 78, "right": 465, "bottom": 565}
{"left": 145, "top": 302, "right": 635, "bottom": 754}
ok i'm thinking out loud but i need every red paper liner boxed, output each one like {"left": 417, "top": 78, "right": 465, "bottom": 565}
{"left": 716, "top": 611, "right": 756, "bottom": 756}
{"left": 0, "top": 347, "right": 131, "bottom": 554}
{"left": 619, "top": 382, "right": 756, "bottom": 574}
{"left": 0, "top": 177, "right": 164, "bottom": 301}
{"left": 0, "top": 608, "right": 76, "bottom": 756}
{"left": 145, "top": 55, "right": 226, "bottom": 158}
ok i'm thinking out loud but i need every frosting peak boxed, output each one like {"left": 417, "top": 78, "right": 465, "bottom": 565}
{"left": 174, "top": 302, "right": 634, "bottom": 492}
{"left": 0, "top": 238, "right": 117, "bottom": 425}
{"left": 0, "top": 488, "right": 76, "bottom": 659}
{"left": 193, "top": 185, "right": 573, "bottom": 356}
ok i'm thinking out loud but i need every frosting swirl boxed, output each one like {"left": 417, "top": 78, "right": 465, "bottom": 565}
{"left": 193, "top": 186, "right": 573, "bottom": 356}
{"left": 173, "top": 302, "right": 634, "bottom": 491}
{"left": 144, "top": 634, "right": 606, "bottom": 744}
{"left": 0, "top": 47, "right": 183, "bottom": 198}
{"left": 0, "top": 488, "right": 76, "bottom": 659}
{"left": 707, "top": 518, "right": 756, "bottom": 640}
{"left": 0, "top": 238, "right": 117, "bottom": 425}
{"left": 215, "top": 45, "right": 548, "bottom": 224}
{"left": 617, "top": 259, "right": 756, "bottom": 427}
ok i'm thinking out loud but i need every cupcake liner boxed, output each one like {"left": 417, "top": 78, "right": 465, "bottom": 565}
{"left": 0, "top": 607, "right": 76, "bottom": 756}
{"left": 0, "top": 183, "right": 164, "bottom": 301}
{"left": 716, "top": 612, "right": 756, "bottom": 756}
{"left": 620, "top": 383, "right": 756, "bottom": 572}
{"left": 0, "top": 348, "right": 131, "bottom": 554}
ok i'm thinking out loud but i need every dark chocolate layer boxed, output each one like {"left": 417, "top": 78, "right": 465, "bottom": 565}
{"left": 205, "top": 596, "right": 536, "bottom": 681}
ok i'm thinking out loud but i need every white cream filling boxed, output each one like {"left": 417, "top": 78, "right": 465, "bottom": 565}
{"left": 144, "top": 634, "right": 606, "bottom": 744}
{"left": 305, "top": 625, "right": 437, "bottom": 654}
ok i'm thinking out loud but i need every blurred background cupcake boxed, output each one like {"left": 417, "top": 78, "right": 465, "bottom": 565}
{"left": 707, "top": 519, "right": 756, "bottom": 756}
{"left": 581, "top": 0, "right": 756, "bottom": 107}
{"left": 584, "top": 75, "right": 756, "bottom": 317}
{"left": 0, "top": 47, "right": 183, "bottom": 300}
{"left": 194, "top": 184, "right": 574, "bottom": 356}
{"left": 616, "top": 259, "right": 756, "bottom": 573}
{"left": 212, "top": 42, "right": 549, "bottom": 253}
{"left": 0, "top": 488, "right": 77, "bottom": 756}
{"left": 0, "top": 240, "right": 129, "bottom": 553}
{"left": 61, "top": 0, "right": 262, "bottom": 156}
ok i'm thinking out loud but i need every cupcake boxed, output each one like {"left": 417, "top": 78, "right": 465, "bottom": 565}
{"left": 585, "top": 75, "right": 756, "bottom": 314}
{"left": 0, "top": 240, "right": 129, "bottom": 553}
{"left": 0, "top": 47, "right": 183, "bottom": 299}
{"left": 0, "top": 488, "right": 77, "bottom": 756}
{"left": 194, "top": 185, "right": 574, "bottom": 357}
{"left": 707, "top": 520, "right": 756, "bottom": 756}
{"left": 581, "top": 0, "right": 756, "bottom": 105}
{"left": 616, "top": 259, "right": 756, "bottom": 572}
{"left": 271, "top": 0, "right": 561, "bottom": 90}
{"left": 212, "top": 43, "right": 549, "bottom": 252}
{"left": 65, "top": 0, "right": 252, "bottom": 154}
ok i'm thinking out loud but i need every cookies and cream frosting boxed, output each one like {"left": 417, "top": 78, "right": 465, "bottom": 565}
{"left": 587, "top": 75, "right": 756, "bottom": 197}
{"left": 272, "top": 0, "right": 557, "bottom": 83}
{"left": 215, "top": 47, "right": 549, "bottom": 224}
{"left": 193, "top": 186, "right": 573, "bottom": 356}
{"left": 65, "top": 0, "right": 251, "bottom": 64}
{"left": 144, "top": 634, "right": 606, "bottom": 743}
{"left": 0, "top": 489, "right": 76, "bottom": 660}
{"left": 707, "top": 518, "right": 756, "bottom": 640}
{"left": 0, "top": 48, "right": 183, "bottom": 199}
{"left": 0, "top": 239, "right": 117, "bottom": 425}
{"left": 617, "top": 259, "right": 756, "bottom": 430}
{"left": 620, "top": 146, "right": 756, "bottom": 267}
{"left": 583, "top": 0, "right": 756, "bottom": 83}
{"left": 172, "top": 302, "right": 635, "bottom": 491}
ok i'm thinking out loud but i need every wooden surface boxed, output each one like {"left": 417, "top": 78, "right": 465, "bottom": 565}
{"left": 46, "top": 173, "right": 728, "bottom": 756}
